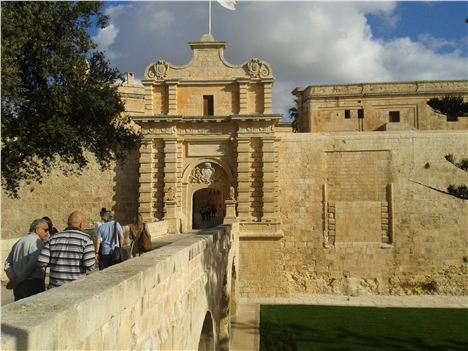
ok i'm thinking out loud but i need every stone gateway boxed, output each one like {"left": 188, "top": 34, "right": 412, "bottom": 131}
{"left": 1, "top": 35, "right": 467, "bottom": 350}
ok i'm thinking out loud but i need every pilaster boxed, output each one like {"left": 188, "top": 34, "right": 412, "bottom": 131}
{"left": 261, "top": 137, "right": 279, "bottom": 220}
{"left": 236, "top": 138, "right": 251, "bottom": 220}
{"left": 167, "top": 80, "right": 178, "bottom": 115}
{"left": 237, "top": 79, "right": 249, "bottom": 115}
{"left": 163, "top": 138, "right": 178, "bottom": 217}
{"left": 139, "top": 139, "right": 154, "bottom": 222}
{"left": 262, "top": 80, "right": 274, "bottom": 114}
{"left": 144, "top": 85, "right": 153, "bottom": 115}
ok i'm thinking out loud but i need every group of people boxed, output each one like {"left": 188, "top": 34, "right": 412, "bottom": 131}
{"left": 4, "top": 209, "right": 152, "bottom": 302}
{"left": 199, "top": 204, "right": 217, "bottom": 222}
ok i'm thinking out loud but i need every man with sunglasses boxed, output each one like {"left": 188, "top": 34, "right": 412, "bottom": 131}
{"left": 4, "top": 218, "right": 49, "bottom": 301}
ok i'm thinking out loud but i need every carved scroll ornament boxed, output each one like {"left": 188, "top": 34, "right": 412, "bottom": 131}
{"left": 247, "top": 58, "right": 271, "bottom": 78}
{"left": 146, "top": 60, "right": 169, "bottom": 80}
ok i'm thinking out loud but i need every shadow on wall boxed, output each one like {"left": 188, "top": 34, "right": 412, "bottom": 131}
{"left": 198, "top": 312, "right": 215, "bottom": 351}
{"left": 112, "top": 150, "right": 139, "bottom": 224}
{"left": 1, "top": 324, "right": 28, "bottom": 351}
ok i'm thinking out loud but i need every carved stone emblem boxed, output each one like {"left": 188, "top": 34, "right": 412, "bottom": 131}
{"left": 165, "top": 187, "right": 176, "bottom": 201}
{"left": 147, "top": 60, "right": 168, "bottom": 80}
{"left": 229, "top": 185, "right": 236, "bottom": 201}
{"left": 190, "top": 162, "right": 220, "bottom": 184}
{"left": 247, "top": 58, "right": 271, "bottom": 78}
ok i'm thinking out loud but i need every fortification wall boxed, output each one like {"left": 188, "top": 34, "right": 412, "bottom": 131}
{"left": 1, "top": 225, "right": 238, "bottom": 351}
{"left": 295, "top": 80, "right": 468, "bottom": 132}
{"left": 239, "top": 131, "right": 468, "bottom": 297}
{"left": 1, "top": 151, "right": 140, "bottom": 239}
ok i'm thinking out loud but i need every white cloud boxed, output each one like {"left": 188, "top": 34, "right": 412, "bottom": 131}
{"left": 97, "top": 1, "right": 467, "bottom": 115}
{"left": 417, "top": 33, "right": 458, "bottom": 52}
{"left": 137, "top": 9, "right": 175, "bottom": 32}
{"left": 94, "top": 24, "right": 119, "bottom": 50}
{"left": 382, "top": 37, "right": 466, "bottom": 81}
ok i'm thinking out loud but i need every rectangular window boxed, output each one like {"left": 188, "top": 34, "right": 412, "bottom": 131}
{"left": 344, "top": 109, "right": 350, "bottom": 119}
{"left": 358, "top": 109, "right": 364, "bottom": 119}
{"left": 389, "top": 111, "right": 400, "bottom": 123}
{"left": 203, "top": 95, "right": 214, "bottom": 116}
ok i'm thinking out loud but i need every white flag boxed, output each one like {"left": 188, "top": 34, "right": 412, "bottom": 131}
{"left": 217, "top": 0, "right": 236, "bottom": 11}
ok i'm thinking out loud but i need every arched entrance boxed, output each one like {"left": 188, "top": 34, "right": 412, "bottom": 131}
{"left": 182, "top": 160, "right": 234, "bottom": 231}
{"left": 198, "top": 312, "right": 215, "bottom": 351}
{"left": 193, "top": 188, "right": 224, "bottom": 229}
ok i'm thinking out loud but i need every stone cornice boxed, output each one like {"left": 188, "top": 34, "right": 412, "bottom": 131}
{"left": 301, "top": 80, "right": 468, "bottom": 100}
{"left": 132, "top": 114, "right": 283, "bottom": 125}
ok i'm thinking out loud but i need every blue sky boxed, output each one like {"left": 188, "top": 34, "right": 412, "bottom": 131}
{"left": 367, "top": 1, "right": 468, "bottom": 55}
{"left": 95, "top": 1, "right": 468, "bottom": 114}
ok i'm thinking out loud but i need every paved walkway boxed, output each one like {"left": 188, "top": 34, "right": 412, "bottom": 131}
{"left": 230, "top": 294, "right": 468, "bottom": 351}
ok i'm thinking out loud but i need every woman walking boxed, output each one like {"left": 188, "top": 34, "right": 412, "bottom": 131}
{"left": 129, "top": 213, "right": 152, "bottom": 258}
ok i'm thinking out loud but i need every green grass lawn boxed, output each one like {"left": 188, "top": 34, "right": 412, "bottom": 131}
{"left": 260, "top": 305, "right": 468, "bottom": 351}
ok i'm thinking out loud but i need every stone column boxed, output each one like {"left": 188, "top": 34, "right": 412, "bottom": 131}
{"left": 236, "top": 138, "right": 251, "bottom": 221}
{"left": 139, "top": 139, "right": 154, "bottom": 222}
{"left": 261, "top": 137, "right": 278, "bottom": 221}
{"left": 167, "top": 80, "right": 178, "bottom": 115}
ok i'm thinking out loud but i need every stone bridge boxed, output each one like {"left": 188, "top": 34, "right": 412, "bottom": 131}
{"left": 1, "top": 223, "right": 239, "bottom": 351}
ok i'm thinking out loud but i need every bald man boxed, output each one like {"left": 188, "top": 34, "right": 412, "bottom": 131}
{"left": 38, "top": 211, "right": 96, "bottom": 288}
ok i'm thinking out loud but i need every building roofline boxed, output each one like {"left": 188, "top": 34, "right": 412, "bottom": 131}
{"left": 297, "top": 79, "right": 468, "bottom": 91}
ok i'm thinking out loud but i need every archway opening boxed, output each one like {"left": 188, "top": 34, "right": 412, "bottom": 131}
{"left": 192, "top": 188, "right": 224, "bottom": 229}
{"left": 198, "top": 312, "right": 215, "bottom": 351}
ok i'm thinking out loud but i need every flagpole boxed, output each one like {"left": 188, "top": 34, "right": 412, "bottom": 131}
{"left": 209, "top": 0, "right": 212, "bottom": 35}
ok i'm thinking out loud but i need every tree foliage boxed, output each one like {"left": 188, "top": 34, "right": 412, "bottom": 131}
{"left": 444, "top": 154, "right": 468, "bottom": 200}
{"left": 1, "top": 1, "right": 140, "bottom": 197}
{"left": 426, "top": 96, "right": 468, "bottom": 121}
{"left": 447, "top": 185, "right": 468, "bottom": 200}
{"left": 445, "top": 154, "right": 468, "bottom": 172}
{"left": 289, "top": 100, "right": 299, "bottom": 133}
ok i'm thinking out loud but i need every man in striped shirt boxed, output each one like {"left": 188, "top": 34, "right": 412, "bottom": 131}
{"left": 38, "top": 211, "right": 96, "bottom": 288}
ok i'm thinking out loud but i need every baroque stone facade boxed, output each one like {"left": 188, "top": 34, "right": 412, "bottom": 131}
{"left": 119, "top": 34, "right": 282, "bottom": 235}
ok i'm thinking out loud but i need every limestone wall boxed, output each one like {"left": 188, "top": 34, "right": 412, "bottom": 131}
{"left": 1, "top": 151, "right": 140, "bottom": 239}
{"left": 294, "top": 81, "right": 468, "bottom": 132}
{"left": 177, "top": 85, "right": 239, "bottom": 116}
{"left": 1, "top": 225, "right": 238, "bottom": 351}
{"left": 238, "top": 130, "right": 468, "bottom": 297}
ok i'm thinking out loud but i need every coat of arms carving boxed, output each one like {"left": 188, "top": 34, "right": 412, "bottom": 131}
{"left": 247, "top": 58, "right": 271, "bottom": 78}
{"left": 190, "top": 162, "right": 220, "bottom": 184}
{"left": 147, "top": 60, "right": 169, "bottom": 80}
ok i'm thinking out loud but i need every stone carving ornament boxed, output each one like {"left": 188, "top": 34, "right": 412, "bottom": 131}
{"left": 165, "top": 187, "right": 176, "bottom": 201}
{"left": 229, "top": 186, "right": 236, "bottom": 201}
{"left": 190, "top": 162, "right": 220, "bottom": 184}
{"left": 247, "top": 58, "right": 271, "bottom": 78}
{"left": 147, "top": 60, "right": 169, "bottom": 80}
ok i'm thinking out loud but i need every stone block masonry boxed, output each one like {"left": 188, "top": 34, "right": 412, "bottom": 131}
{"left": 1, "top": 224, "right": 239, "bottom": 351}
{"left": 237, "top": 130, "right": 468, "bottom": 298}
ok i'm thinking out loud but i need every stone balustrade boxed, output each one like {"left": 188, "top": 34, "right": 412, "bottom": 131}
{"left": 1, "top": 223, "right": 239, "bottom": 351}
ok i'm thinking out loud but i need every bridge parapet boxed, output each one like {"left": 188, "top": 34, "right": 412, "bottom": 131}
{"left": 1, "top": 223, "right": 239, "bottom": 351}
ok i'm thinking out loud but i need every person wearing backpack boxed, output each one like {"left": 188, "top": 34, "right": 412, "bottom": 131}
{"left": 95, "top": 211, "right": 123, "bottom": 270}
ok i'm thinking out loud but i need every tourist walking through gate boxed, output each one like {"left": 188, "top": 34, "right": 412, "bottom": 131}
{"left": 129, "top": 212, "right": 152, "bottom": 257}
{"left": 37, "top": 211, "right": 96, "bottom": 288}
{"left": 95, "top": 210, "right": 123, "bottom": 269}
